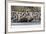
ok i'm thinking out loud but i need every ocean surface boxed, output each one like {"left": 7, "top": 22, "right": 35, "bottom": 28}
{"left": 11, "top": 21, "right": 41, "bottom": 25}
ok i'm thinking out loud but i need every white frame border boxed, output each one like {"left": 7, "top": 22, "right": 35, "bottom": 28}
{"left": 8, "top": 2, "right": 44, "bottom": 32}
